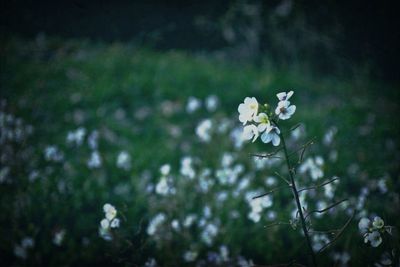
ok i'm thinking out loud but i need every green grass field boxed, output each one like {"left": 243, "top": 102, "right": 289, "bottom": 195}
{"left": 0, "top": 37, "right": 399, "bottom": 266}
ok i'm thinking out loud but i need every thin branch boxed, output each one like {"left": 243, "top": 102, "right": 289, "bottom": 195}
{"left": 305, "top": 199, "right": 348, "bottom": 220}
{"left": 253, "top": 185, "right": 292, "bottom": 199}
{"left": 274, "top": 171, "right": 291, "bottom": 185}
{"left": 264, "top": 221, "right": 291, "bottom": 229}
{"left": 317, "top": 212, "right": 355, "bottom": 254}
{"left": 290, "top": 123, "right": 303, "bottom": 132}
{"left": 297, "top": 177, "right": 339, "bottom": 193}
{"left": 287, "top": 138, "right": 316, "bottom": 158}
{"left": 250, "top": 146, "right": 284, "bottom": 159}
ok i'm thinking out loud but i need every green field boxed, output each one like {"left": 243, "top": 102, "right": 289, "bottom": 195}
{"left": 0, "top": 37, "right": 399, "bottom": 266}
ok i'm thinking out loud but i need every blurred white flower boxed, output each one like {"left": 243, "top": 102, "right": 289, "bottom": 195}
{"left": 103, "top": 203, "right": 117, "bottom": 221}
{"left": 205, "top": 95, "right": 219, "bottom": 112}
{"left": 186, "top": 96, "right": 201, "bottom": 113}
{"left": 160, "top": 164, "right": 171, "bottom": 176}
{"left": 53, "top": 229, "right": 66, "bottom": 246}
{"left": 242, "top": 124, "right": 259, "bottom": 142}
{"left": 87, "top": 151, "right": 102, "bottom": 169}
{"left": 365, "top": 231, "right": 382, "bottom": 247}
{"left": 66, "top": 127, "right": 86, "bottom": 146}
{"left": 261, "top": 124, "right": 281, "bottom": 146}
{"left": 183, "top": 250, "right": 198, "bottom": 262}
{"left": 116, "top": 151, "right": 131, "bottom": 170}
{"left": 238, "top": 97, "right": 258, "bottom": 125}
{"left": 88, "top": 130, "right": 99, "bottom": 149}
{"left": 180, "top": 156, "right": 195, "bottom": 179}
{"left": 147, "top": 213, "right": 166, "bottom": 236}
{"left": 156, "top": 177, "right": 170, "bottom": 195}
{"left": 275, "top": 100, "right": 296, "bottom": 120}
{"left": 44, "top": 145, "right": 64, "bottom": 162}
{"left": 196, "top": 119, "right": 212, "bottom": 142}
{"left": 276, "top": 91, "right": 294, "bottom": 101}
{"left": 171, "top": 219, "right": 180, "bottom": 231}
{"left": 110, "top": 218, "right": 120, "bottom": 228}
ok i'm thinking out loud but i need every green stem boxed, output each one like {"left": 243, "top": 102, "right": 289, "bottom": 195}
{"left": 279, "top": 128, "right": 318, "bottom": 267}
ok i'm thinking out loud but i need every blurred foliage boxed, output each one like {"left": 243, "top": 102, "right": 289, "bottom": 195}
{"left": 0, "top": 36, "right": 399, "bottom": 266}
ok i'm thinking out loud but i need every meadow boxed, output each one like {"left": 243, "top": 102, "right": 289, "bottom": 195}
{"left": 0, "top": 37, "right": 399, "bottom": 266}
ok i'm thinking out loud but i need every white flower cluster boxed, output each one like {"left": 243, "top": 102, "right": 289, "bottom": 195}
{"left": 238, "top": 91, "right": 296, "bottom": 146}
{"left": 358, "top": 216, "right": 389, "bottom": 247}
{"left": 246, "top": 193, "right": 273, "bottom": 223}
{"left": 116, "top": 151, "right": 131, "bottom": 170}
{"left": 99, "top": 203, "right": 120, "bottom": 241}
{"left": 156, "top": 164, "right": 176, "bottom": 195}
{"left": 299, "top": 156, "right": 324, "bottom": 180}
{"left": 147, "top": 213, "right": 166, "bottom": 236}
{"left": 14, "top": 237, "right": 34, "bottom": 259}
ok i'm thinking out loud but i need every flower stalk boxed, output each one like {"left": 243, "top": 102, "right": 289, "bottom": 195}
{"left": 278, "top": 125, "right": 318, "bottom": 267}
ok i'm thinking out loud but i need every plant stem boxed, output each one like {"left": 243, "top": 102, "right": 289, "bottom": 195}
{"left": 279, "top": 130, "right": 318, "bottom": 267}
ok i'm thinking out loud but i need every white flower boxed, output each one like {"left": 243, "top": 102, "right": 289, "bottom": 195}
{"left": 372, "top": 216, "right": 384, "bottom": 229}
{"left": 160, "top": 164, "right": 171, "bottom": 176}
{"left": 110, "top": 218, "right": 120, "bottom": 228}
{"left": 53, "top": 229, "right": 66, "bottom": 246}
{"left": 186, "top": 96, "right": 201, "bottom": 113}
{"left": 103, "top": 204, "right": 117, "bottom": 221}
{"left": 242, "top": 124, "right": 259, "bottom": 142}
{"left": 100, "top": 218, "right": 110, "bottom": 229}
{"left": 183, "top": 250, "right": 198, "bottom": 262}
{"left": 116, "top": 151, "right": 131, "bottom": 170}
{"left": 155, "top": 177, "right": 169, "bottom": 195}
{"left": 196, "top": 119, "right": 212, "bottom": 142}
{"left": 261, "top": 124, "right": 281, "bottom": 146}
{"left": 238, "top": 97, "right": 258, "bottom": 125}
{"left": 358, "top": 218, "right": 371, "bottom": 234}
{"left": 87, "top": 151, "right": 102, "bottom": 168}
{"left": 276, "top": 91, "right": 294, "bottom": 101}
{"left": 147, "top": 213, "right": 166, "bottom": 236}
{"left": 366, "top": 231, "right": 382, "bottom": 247}
{"left": 254, "top": 113, "right": 270, "bottom": 132}
{"left": 205, "top": 95, "right": 219, "bottom": 112}
{"left": 275, "top": 100, "right": 296, "bottom": 120}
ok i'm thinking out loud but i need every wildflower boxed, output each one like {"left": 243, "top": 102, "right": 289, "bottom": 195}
{"left": 373, "top": 216, "right": 385, "bottom": 229}
{"left": 103, "top": 203, "right": 117, "bottom": 221}
{"left": 242, "top": 124, "right": 259, "bottom": 142}
{"left": 155, "top": 177, "right": 170, "bottom": 195}
{"left": 365, "top": 231, "right": 382, "bottom": 247}
{"left": 275, "top": 100, "right": 296, "bottom": 120}
{"left": 160, "top": 164, "right": 171, "bottom": 176}
{"left": 87, "top": 151, "right": 102, "bottom": 169}
{"left": 147, "top": 213, "right": 166, "bottom": 236}
{"left": 205, "top": 95, "right": 219, "bottom": 112}
{"left": 254, "top": 113, "right": 270, "bottom": 132}
{"left": 276, "top": 91, "right": 294, "bottom": 101}
{"left": 260, "top": 124, "right": 281, "bottom": 146}
{"left": 116, "top": 151, "right": 131, "bottom": 170}
{"left": 196, "top": 119, "right": 212, "bottom": 142}
{"left": 53, "top": 229, "right": 66, "bottom": 246}
{"left": 183, "top": 250, "right": 198, "bottom": 262}
{"left": 66, "top": 127, "right": 86, "bottom": 146}
{"left": 187, "top": 96, "right": 201, "bottom": 113}
{"left": 358, "top": 218, "right": 371, "bottom": 234}
{"left": 110, "top": 218, "right": 120, "bottom": 228}
{"left": 238, "top": 97, "right": 258, "bottom": 125}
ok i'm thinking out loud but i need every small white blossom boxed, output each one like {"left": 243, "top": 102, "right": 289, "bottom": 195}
{"left": 261, "top": 124, "right": 281, "bottom": 146}
{"left": 276, "top": 91, "right": 294, "bottom": 101}
{"left": 254, "top": 113, "right": 270, "bottom": 132}
{"left": 110, "top": 218, "right": 120, "bottom": 228}
{"left": 275, "top": 100, "right": 296, "bottom": 120}
{"left": 242, "top": 124, "right": 259, "bottom": 142}
{"left": 358, "top": 218, "right": 371, "bottom": 234}
{"left": 87, "top": 151, "right": 102, "bottom": 168}
{"left": 160, "top": 164, "right": 171, "bottom": 176}
{"left": 372, "top": 216, "right": 384, "bottom": 229}
{"left": 205, "top": 95, "right": 219, "bottom": 112}
{"left": 238, "top": 97, "right": 258, "bottom": 125}
{"left": 365, "top": 231, "right": 382, "bottom": 247}
{"left": 116, "top": 151, "right": 131, "bottom": 170}
{"left": 186, "top": 97, "right": 201, "bottom": 113}
{"left": 53, "top": 229, "right": 66, "bottom": 246}
{"left": 196, "top": 119, "right": 212, "bottom": 142}
{"left": 103, "top": 203, "right": 117, "bottom": 221}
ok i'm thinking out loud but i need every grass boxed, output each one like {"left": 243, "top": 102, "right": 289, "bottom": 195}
{"left": 0, "top": 36, "right": 399, "bottom": 266}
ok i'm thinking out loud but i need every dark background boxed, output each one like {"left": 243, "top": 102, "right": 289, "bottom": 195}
{"left": 1, "top": 0, "right": 399, "bottom": 80}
